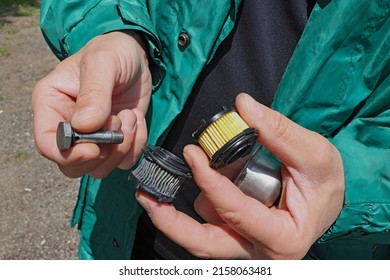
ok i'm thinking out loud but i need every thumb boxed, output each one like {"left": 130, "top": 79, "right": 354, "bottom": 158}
{"left": 71, "top": 52, "right": 116, "bottom": 132}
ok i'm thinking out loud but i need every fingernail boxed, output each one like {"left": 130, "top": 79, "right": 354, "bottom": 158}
{"left": 136, "top": 114, "right": 146, "bottom": 127}
{"left": 183, "top": 146, "right": 193, "bottom": 168}
{"left": 72, "top": 107, "right": 97, "bottom": 127}
{"left": 127, "top": 113, "right": 137, "bottom": 133}
{"left": 242, "top": 93, "right": 252, "bottom": 113}
{"left": 135, "top": 192, "right": 151, "bottom": 214}
{"left": 238, "top": 93, "right": 264, "bottom": 119}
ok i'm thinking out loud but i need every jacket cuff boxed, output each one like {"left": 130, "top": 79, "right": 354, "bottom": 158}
{"left": 64, "top": 3, "right": 127, "bottom": 55}
{"left": 318, "top": 128, "right": 390, "bottom": 244}
{"left": 64, "top": 1, "right": 165, "bottom": 89}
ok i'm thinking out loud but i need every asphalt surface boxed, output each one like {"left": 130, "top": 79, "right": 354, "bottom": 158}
{"left": 0, "top": 10, "right": 80, "bottom": 259}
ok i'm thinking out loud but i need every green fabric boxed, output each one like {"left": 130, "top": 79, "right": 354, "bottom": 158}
{"left": 273, "top": 1, "right": 390, "bottom": 244}
{"left": 41, "top": 0, "right": 128, "bottom": 60}
{"left": 40, "top": 0, "right": 390, "bottom": 259}
{"left": 273, "top": 1, "right": 390, "bottom": 258}
{"left": 71, "top": 169, "right": 142, "bottom": 259}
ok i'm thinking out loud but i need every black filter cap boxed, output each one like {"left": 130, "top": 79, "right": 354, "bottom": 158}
{"left": 192, "top": 106, "right": 258, "bottom": 169}
{"left": 143, "top": 145, "right": 192, "bottom": 179}
{"left": 210, "top": 128, "right": 257, "bottom": 169}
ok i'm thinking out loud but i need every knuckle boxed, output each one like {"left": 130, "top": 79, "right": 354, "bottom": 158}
{"left": 311, "top": 135, "right": 339, "bottom": 166}
{"left": 81, "top": 48, "right": 114, "bottom": 66}
{"left": 32, "top": 77, "right": 45, "bottom": 95}
{"left": 135, "top": 126, "right": 148, "bottom": 147}
{"left": 223, "top": 210, "right": 243, "bottom": 229}
{"left": 188, "top": 231, "right": 216, "bottom": 260}
{"left": 34, "top": 145, "right": 45, "bottom": 158}
{"left": 32, "top": 77, "right": 51, "bottom": 106}
{"left": 33, "top": 136, "right": 44, "bottom": 156}
{"left": 88, "top": 169, "right": 111, "bottom": 179}
{"left": 58, "top": 165, "right": 83, "bottom": 178}
{"left": 305, "top": 135, "right": 345, "bottom": 186}
{"left": 220, "top": 201, "right": 248, "bottom": 230}
{"left": 270, "top": 111, "right": 294, "bottom": 142}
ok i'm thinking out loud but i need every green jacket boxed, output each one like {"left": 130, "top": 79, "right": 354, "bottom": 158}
{"left": 40, "top": 0, "right": 390, "bottom": 259}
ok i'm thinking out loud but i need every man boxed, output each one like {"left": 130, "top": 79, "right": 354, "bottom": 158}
{"left": 33, "top": 0, "right": 390, "bottom": 259}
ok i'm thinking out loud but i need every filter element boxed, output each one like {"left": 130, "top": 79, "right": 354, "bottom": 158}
{"left": 192, "top": 106, "right": 257, "bottom": 169}
{"left": 129, "top": 145, "right": 192, "bottom": 203}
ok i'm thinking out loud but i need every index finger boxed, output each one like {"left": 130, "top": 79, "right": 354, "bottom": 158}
{"left": 135, "top": 192, "right": 253, "bottom": 259}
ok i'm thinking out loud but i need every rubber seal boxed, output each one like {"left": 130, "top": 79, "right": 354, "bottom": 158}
{"left": 210, "top": 128, "right": 257, "bottom": 169}
{"left": 192, "top": 106, "right": 258, "bottom": 169}
{"left": 192, "top": 106, "right": 233, "bottom": 140}
{"left": 143, "top": 145, "right": 192, "bottom": 179}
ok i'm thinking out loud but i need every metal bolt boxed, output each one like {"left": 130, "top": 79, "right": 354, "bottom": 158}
{"left": 56, "top": 122, "right": 124, "bottom": 151}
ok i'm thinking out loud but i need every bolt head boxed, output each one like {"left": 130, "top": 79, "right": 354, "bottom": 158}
{"left": 56, "top": 122, "right": 74, "bottom": 150}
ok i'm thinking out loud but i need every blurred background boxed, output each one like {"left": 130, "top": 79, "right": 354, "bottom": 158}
{"left": 0, "top": 0, "right": 79, "bottom": 259}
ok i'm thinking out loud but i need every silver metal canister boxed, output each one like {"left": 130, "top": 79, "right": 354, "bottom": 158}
{"left": 233, "top": 145, "right": 281, "bottom": 207}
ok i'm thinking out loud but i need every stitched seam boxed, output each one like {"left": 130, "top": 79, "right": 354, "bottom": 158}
{"left": 321, "top": 3, "right": 381, "bottom": 135}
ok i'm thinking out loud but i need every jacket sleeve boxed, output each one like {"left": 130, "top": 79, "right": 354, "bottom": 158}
{"left": 273, "top": 0, "right": 390, "bottom": 245}
{"left": 40, "top": 0, "right": 165, "bottom": 87}
{"left": 312, "top": 2, "right": 390, "bottom": 245}
{"left": 321, "top": 92, "right": 390, "bottom": 244}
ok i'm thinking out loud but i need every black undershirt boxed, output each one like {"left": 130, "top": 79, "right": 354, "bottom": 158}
{"left": 132, "top": 0, "right": 315, "bottom": 260}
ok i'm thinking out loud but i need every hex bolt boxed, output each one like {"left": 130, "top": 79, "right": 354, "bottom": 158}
{"left": 56, "top": 122, "right": 124, "bottom": 151}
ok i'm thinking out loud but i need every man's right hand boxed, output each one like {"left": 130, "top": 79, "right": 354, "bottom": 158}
{"left": 32, "top": 31, "right": 152, "bottom": 178}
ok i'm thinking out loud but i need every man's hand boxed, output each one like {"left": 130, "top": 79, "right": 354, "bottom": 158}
{"left": 32, "top": 31, "right": 151, "bottom": 178}
{"left": 135, "top": 93, "right": 345, "bottom": 259}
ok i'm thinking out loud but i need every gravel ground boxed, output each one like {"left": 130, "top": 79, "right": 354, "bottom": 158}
{"left": 0, "top": 9, "right": 80, "bottom": 259}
